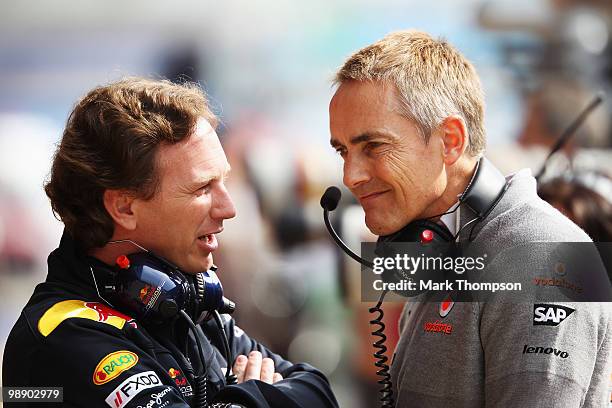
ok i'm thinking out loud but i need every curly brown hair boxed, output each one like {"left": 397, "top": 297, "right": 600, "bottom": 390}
{"left": 44, "top": 77, "right": 217, "bottom": 250}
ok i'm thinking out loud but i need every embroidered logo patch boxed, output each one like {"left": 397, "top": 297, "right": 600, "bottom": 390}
{"left": 168, "top": 367, "right": 192, "bottom": 397}
{"left": 423, "top": 320, "right": 453, "bottom": 335}
{"left": 94, "top": 351, "right": 139, "bottom": 385}
{"left": 38, "top": 300, "right": 136, "bottom": 337}
{"left": 439, "top": 295, "right": 454, "bottom": 318}
{"left": 168, "top": 368, "right": 186, "bottom": 386}
{"left": 533, "top": 304, "right": 575, "bottom": 326}
{"left": 522, "top": 344, "right": 569, "bottom": 359}
{"left": 104, "top": 371, "right": 163, "bottom": 408}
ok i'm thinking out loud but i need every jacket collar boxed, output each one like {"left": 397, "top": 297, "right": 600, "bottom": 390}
{"left": 45, "top": 230, "right": 107, "bottom": 299}
{"left": 458, "top": 168, "right": 536, "bottom": 241}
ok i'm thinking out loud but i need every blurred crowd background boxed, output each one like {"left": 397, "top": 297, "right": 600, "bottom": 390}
{"left": 1, "top": 0, "right": 611, "bottom": 406}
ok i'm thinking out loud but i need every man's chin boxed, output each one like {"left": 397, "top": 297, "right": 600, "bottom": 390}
{"left": 365, "top": 219, "right": 392, "bottom": 237}
{"left": 175, "top": 255, "right": 214, "bottom": 275}
{"left": 202, "top": 255, "right": 214, "bottom": 272}
{"left": 365, "top": 216, "right": 407, "bottom": 237}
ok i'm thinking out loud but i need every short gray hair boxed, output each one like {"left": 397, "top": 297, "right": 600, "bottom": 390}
{"left": 334, "top": 30, "right": 486, "bottom": 156}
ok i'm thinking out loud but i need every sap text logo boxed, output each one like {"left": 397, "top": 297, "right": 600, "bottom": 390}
{"left": 94, "top": 351, "right": 138, "bottom": 385}
{"left": 104, "top": 371, "right": 162, "bottom": 408}
{"left": 522, "top": 344, "right": 569, "bottom": 359}
{"left": 533, "top": 304, "right": 575, "bottom": 326}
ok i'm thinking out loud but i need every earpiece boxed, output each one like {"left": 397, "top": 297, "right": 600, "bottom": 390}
{"left": 94, "top": 251, "right": 235, "bottom": 325}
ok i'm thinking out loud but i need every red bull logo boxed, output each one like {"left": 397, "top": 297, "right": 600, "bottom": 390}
{"left": 168, "top": 368, "right": 181, "bottom": 379}
{"left": 38, "top": 300, "right": 137, "bottom": 337}
{"left": 85, "top": 302, "right": 138, "bottom": 328}
{"left": 85, "top": 302, "right": 132, "bottom": 322}
{"left": 168, "top": 367, "right": 187, "bottom": 387}
{"left": 139, "top": 286, "right": 152, "bottom": 303}
{"left": 138, "top": 283, "right": 164, "bottom": 311}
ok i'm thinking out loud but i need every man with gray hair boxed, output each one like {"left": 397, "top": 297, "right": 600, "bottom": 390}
{"left": 329, "top": 30, "right": 611, "bottom": 407}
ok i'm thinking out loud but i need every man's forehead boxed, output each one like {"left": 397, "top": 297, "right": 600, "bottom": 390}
{"left": 331, "top": 80, "right": 399, "bottom": 109}
{"left": 156, "top": 121, "right": 229, "bottom": 180}
{"left": 330, "top": 82, "right": 404, "bottom": 147}
{"left": 190, "top": 159, "right": 231, "bottom": 180}
{"left": 195, "top": 116, "right": 216, "bottom": 134}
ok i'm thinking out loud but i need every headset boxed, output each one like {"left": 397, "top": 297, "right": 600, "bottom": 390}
{"left": 89, "top": 240, "right": 237, "bottom": 408}
{"left": 91, "top": 241, "right": 235, "bottom": 324}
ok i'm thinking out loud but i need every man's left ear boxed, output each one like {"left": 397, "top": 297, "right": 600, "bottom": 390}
{"left": 440, "top": 116, "right": 468, "bottom": 165}
{"left": 103, "top": 189, "right": 138, "bottom": 231}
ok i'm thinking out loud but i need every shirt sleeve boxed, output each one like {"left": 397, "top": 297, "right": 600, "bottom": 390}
{"left": 205, "top": 315, "right": 339, "bottom": 408}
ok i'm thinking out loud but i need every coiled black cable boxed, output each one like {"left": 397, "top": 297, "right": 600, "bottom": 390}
{"left": 193, "top": 373, "right": 208, "bottom": 408}
{"left": 369, "top": 289, "right": 394, "bottom": 407}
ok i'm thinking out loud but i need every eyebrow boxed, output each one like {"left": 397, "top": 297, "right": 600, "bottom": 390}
{"left": 330, "top": 131, "right": 396, "bottom": 148}
{"left": 189, "top": 166, "right": 232, "bottom": 190}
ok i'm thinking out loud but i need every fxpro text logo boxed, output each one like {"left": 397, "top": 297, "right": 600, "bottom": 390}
{"left": 105, "top": 371, "right": 161, "bottom": 408}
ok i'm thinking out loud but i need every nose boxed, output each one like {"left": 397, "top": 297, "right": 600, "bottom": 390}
{"left": 343, "top": 154, "right": 370, "bottom": 190}
{"left": 211, "top": 183, "right": 237, "bottom": 221}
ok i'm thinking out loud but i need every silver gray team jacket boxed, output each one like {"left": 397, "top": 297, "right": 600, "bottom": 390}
{"left": 390, "top": 168, "right": 612, "bottom": 407}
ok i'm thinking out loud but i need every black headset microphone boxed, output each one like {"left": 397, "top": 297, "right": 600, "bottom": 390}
{"left": 321, "top": 186, "right": 374, "bottom": 269}
{"left": 321, "top": 187, "right": 394, "bottom": 408}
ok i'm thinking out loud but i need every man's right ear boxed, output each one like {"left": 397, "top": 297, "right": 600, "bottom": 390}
{"left": 103, "top": 190, "right": 137, "bottom": 231}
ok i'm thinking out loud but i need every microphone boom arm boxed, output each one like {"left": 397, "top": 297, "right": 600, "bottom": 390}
{"left": 323, "top": 209, "right": 374, "bottom": 268}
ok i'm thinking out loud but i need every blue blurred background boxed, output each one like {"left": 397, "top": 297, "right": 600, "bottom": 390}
{"left": 1, "top": 1, "right": 611, "bottom": 406}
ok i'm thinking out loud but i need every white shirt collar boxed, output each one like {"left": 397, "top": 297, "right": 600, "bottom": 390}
{"left": 439, "top": 201, "right": 460, "bottom": 237}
